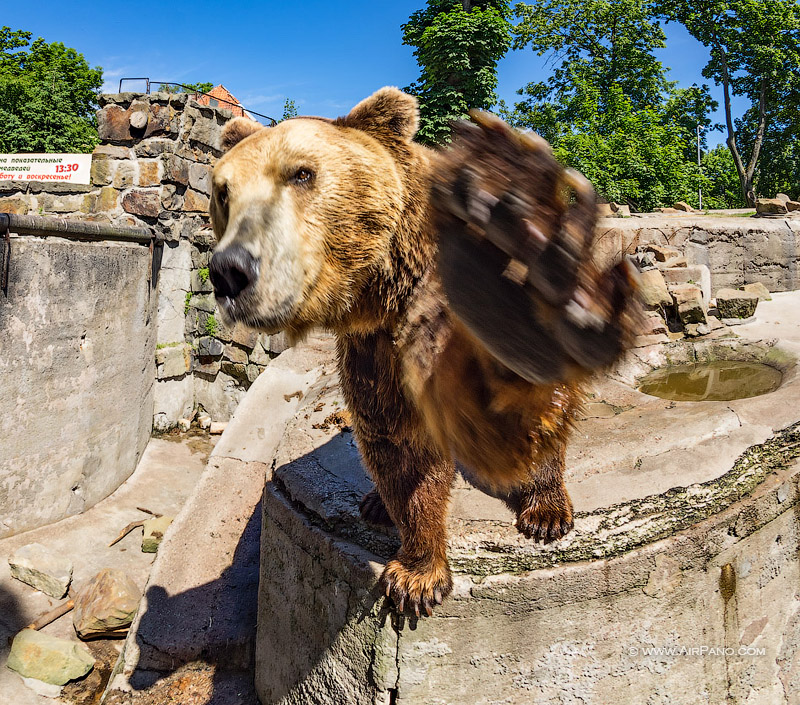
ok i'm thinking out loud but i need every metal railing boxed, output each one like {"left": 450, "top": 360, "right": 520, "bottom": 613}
{"left": 116, "top": 79, "right": 277, "bottom": 126}
{"left": 0, "top": 212, "right": 158, "bottom": 294}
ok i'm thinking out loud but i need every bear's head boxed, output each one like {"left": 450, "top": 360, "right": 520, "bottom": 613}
{"left": 208, "top": 87, "right": 422, "bottom": 340}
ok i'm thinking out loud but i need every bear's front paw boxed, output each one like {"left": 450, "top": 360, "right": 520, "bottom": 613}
{"left": 432, "top": 111, "right": 638, "bottom": 385}
{"left": 516, "top": 489, "right": 574, "bottom": 544}
{"left": 381, "top": 557, "right": 453, "bottom": 617}
{"left": 359, "top": 489, "right": 394, "bottom": 527}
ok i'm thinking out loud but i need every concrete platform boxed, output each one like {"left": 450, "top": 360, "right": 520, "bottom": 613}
{"left": 0, "top": 435, "right": 214, "bottom": 705}
{"left": 107, "top": 295, "right": 800, "bottom": 705}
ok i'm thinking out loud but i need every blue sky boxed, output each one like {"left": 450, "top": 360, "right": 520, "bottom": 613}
{"left": 6, "top": 1, "right": 745, "bottom": 146}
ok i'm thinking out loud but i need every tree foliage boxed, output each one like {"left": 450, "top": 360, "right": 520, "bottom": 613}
{"left": 281, "top": 98, "right": 299, "bottom": 121}
{"left": 657, "top": 0, "right": 800, "bottom": 204}
{"left": 502, "top": 0, "right": 718, "bottom": 210}
{"left": 157, "top": 82, "right": 214, "bottom": 94}
{"left": 402, "top": 1, "right": 512, "bottom": 144}
{"left": 0, "top": 27, "right": 103, "bottom": 153}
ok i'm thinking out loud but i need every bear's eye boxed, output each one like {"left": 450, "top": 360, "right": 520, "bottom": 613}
{"left": 291, "top": 168, "right": 315, "bottom": 185}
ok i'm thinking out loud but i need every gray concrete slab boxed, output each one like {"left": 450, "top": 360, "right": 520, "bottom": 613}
{"left": 1, "top": 435, "right": 214, "bottom": 704}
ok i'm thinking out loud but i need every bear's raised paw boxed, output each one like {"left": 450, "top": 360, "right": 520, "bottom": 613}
{"left": 432, "top": 111, "right": 638, "bottom": 385}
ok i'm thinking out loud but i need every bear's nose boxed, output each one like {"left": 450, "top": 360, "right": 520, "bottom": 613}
{"left": 209, "top": 244, "right": 260, "bottom": 302}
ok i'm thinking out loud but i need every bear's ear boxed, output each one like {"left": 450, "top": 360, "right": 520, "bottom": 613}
{"left": 339, "top": 87, "right": 419, "bottom": 144}
{"left": 220, "top": 117, "right": 264, "bottom": 152}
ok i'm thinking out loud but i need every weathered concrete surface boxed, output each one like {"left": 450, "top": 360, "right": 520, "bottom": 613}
{"left": 104, "top": 336, "right": 335, "bottom": 703}
{"left": 594, "top": 216, "right": 800, "bottom": 294}
{"left": 248, "top": 295, "right": 800, "bottom": 704}
{"left": 0, "top": 237, "right": 156, "bottom": 538}
{"left": 0, "top": 436, "right": 213, "bottom": 705}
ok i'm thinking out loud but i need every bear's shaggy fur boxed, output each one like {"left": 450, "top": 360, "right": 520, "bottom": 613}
{"left": 209, "top": 88, "right": 636, "bottom": 616}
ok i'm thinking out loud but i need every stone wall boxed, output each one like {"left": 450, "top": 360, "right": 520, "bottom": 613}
{"left": 595, "top": 216, "right": 800, "bottom": 294}
{"left": 0, "top": 92, "right": 287, "bottom": 431}
{"left": 0, "top": 238, "right": 155, "bottom": 538}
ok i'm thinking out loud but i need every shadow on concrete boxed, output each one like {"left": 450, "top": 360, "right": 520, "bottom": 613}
{"left": 0, "top": 583, "right": 24, "bottom": 655}
{"left": 125, "top": 499, "right": 262, "bottom": 704}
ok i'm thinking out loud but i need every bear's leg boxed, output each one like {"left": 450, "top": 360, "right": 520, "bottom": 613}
{"left": 505, "top": 444, "right": 574, "bottom": 544}
{"left": 359, "top": 489, "right": 394, "bottom": 527}
{"left": 359, "top": 438, "right": 455, "bottom": 617}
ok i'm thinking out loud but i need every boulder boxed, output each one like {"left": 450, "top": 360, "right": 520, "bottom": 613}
{"left": 786, "top": 200, "right": 800, "bottom": 212}
{"left": 756, "top": 198, "right": 788, "bottom": 215}
{"left": 636, "top": 312, "right": 669, "bottom": 337}
{"left": 6, "top": 630, "right": 94, "bottom": 685}
{"left": 638, "top": 269, "right": 673, "bottom": 310}
{"left": 673, "top": 201, "right": 694, "bottom": 212}
{"left": 73, "top": 569, "right": 141, "bottom": 639}
{"left": 670, "top": 284, "right": 707, "bottom": 325}
{"left": 643, "top": 244, "right": 682, "bottom": 262}
{"left": 775, "top": 193, "right": 791, "bottom": 203}
{"left": 741, "top": 282, "right": 771, "bottom": 301}
{"left": 716, "top": 288, "right": 759, "bottom": 319}
{"left": 662, "top": 264, "right": 712, "bottom": 307}
{"left": 197, "top": 336, "right": 224, "bottom": 357}
{"left": 9, "top": 543, "right": 73, "bottom": 598}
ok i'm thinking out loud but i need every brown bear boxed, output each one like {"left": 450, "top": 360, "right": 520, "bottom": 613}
{"left": 208, "top": 87, "right": 637, "bottom": 617}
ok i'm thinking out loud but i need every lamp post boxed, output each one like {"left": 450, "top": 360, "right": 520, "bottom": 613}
{"left": 697, "top": 124, "right": 703, "bottom": 211}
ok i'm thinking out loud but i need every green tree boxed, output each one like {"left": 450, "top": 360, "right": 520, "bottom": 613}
{"left": 700, "top": 144, "right": 747, "bottom": 208}
{"left": 0, "top": 27, "right": 103, "bottom": 153}
{"left": 157, "top": 82, "right": 214, "bottom": 94}
{"left": 281, "top": 98, "right": 298, "bottom": 121}
{"left": 657, "top": 0, "right": 800, "bottom": 205}
{"left": 402, "top": 0, "right": 512, "bottom": 144}
{"left": 503, "top": 1, "right": 714, "bottom": 209}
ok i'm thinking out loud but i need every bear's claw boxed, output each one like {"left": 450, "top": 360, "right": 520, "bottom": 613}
{"left": 381, "top": 557, "right": 452, "bottom": 618}
{"left": 359, "top": 489, "right": 394, "bottom": 527}
{"left": 515, "top": 489, "right": 575, "bottom": 544}
{"left": 432, "top": 111, "right": 638, "bottom": 385}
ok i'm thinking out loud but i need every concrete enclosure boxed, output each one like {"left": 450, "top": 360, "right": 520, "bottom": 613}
{"left": 0, "top": 237, "right": 156, "bottom": 538}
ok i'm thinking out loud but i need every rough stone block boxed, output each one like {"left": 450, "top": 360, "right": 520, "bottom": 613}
{"left": 183, "top": 188, "right": 210, "bottom": 213}
{"left": 90, "top": 158, "right": 113, "bottom": 186}
{"left": 741, "top": 282, "right": 771, "bottom": 301}
{"left": 94, "top": 186, "right": 119, "bottom": 213}
{"left": 92, "top": 145, "right": 133, "bottom": 160}
{"left": 97, "top": 104, "right": 133, "bottom": 142}
{"left": 113, "top": 161, "right": 136, "bottom": 189}
{"left": 268, "top": 331, "right": 291, "bottom": 354}
{"left": 162, "top": 154, "right": 190, "bottom": 185}
{"left": 716, "top": 288, "right": 759, "bottom": 319}
{"left": 7, "top": 630, "right": 94, "bottom": 686}
{"left": 198, "top": 336, "right": 224, "bottom": 356}
{"left": 670, "top": 283, "right": 707, "bottom": 325}
{"left": 156, "top": 344, "right": 189, "bottom": 379}
{"left": 643, "top": 243, "right": 682, "bottom": 262}
{"left": 9, "top": 543, "right": 73, "bottom": 598}
{"left": 135, "top": 139, "right": 176, "bottom": 158}
{"left": 662, "top": 264, "right": 711, "bottom": 306}
{"left": 189, "top": 163, "right": 211, "bottom": 195}
{"left": 137, "top": 160, "right": 161, "bottom": 187}
{"left": 191, "top": 269, "right": 213, "bottom": 293}
{"left": 122, "top": 189, "right": 160, "bottom": 218}
{"left": 190, "top": 293, "right": 216, "bottom": 313}
{"left": 787, "top": 200, "right": 800, "bottom": 212}
{"left": 231, "top": 324, "right": 260, "bottom": 350}
{"left": 756, "top": 198, "right": 788, "bottom": 215}
{"left": 39, "top": 194, "right": 85, "bottom": 214}
{"left": 224, "top": 344, "right": 249, "bottom": 364}
{"left": 73, "top": 569, "right": 141, "bottom": 638}
{"left": 673, "top": 201, "right": 694, "bottom": 212}
{"left": 0, "top": 195, "right": 31, "bottom": 214}
{"left": 638, "top": 269, "right": 672, "bottom": 310}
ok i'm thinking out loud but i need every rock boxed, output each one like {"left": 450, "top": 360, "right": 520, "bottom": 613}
{"left": 638, "top": 269, "right": 672, "bottom": 310}
{"left": 162, "top": 154, "right": 190, "bottom": 185}
{"left": 673, "top": 201, "right": 694, "bottom": 212}
{"left": 197, "top": 336, "right": 224, "bottom": 357}
{"left": 72, "top": 569, "right": 141, "bottom": 639}
{"left": 137, "top": 160, "right": 161, "bottom": 187}
{"left": 631, "top": 251, "right": 657, "bottom": 270}
{"left": 210, "top": 421, "right": 228, "bottom": 435}
{"left": 183, "top": 188, "right": 210, "bottom": 213}
{"left": 775, "top": 193, "right": 791, "bottom": 203}
{"left": 643, "top": 244, "right": 682, "bottom": 262}
{"left": 614, "top": 204, "right": 631, "bottom": 216}
{"left": 741, "top": 282, "right": 771, "bottom": 301}
{"left": 756, "top": 198, "right": 788, "bottom": 215}
{"left": 6, "top": 630, "right": 94, "bottom": 685}
{"left": 142, "top": 516, "right": 173, "bottom": 553}
{"left": 655, "top": 207, "right": 680, "bottom": 214}
{"left": 198, "top": 414, "right": 212, "bottom": 430}
{"left": 721, "top": 315, "right": 756, "bottom": 326}
{"left": 636, "top": 312, "right": 669, "bottom": 337}
{"left": 597, "top": 203, "right": 615, "bottom": 217}
{"left": 634, "top": 333, "right": 671, "bottom": 347}
{"left": 189, "top": 163, "right": 212, "bottom": 195}
{"left": 156, "top": 345, "right": 188, "bottom": 379}
{"left": 21, "top": 676, "right": 62, "bottom": 698}
{"left": 684, "top": 323, "right": 711, "bottom": 337}
{"left": 122, "top": 189, "right": 160, "bottom": 218}
{"left": 787, "top": 200, "right": 800, "bottom": 212}
{"left": 178, "top": 418, "right": 192, "bottom": 432}
{"left": 191, "top": 270, "right": 214, "bottom": 293}
{"left": 662, "top": 264, "right": 711, "bottom": 306}
{"left": 9, "top": 543, "right": 73, "bottom": 598}
{"left": 656, "top": 256, "right": 687, "bottom": 270}
{"left": 716, "top": 288, "right": 759, "bottom": 319}
{"left": 670, "top": 284, "right": 707, "bottom": 325}
{"left": 581, "top": 402, "right": 616, "bottom": 419}
{"left": 231, "top": 324, "right": 260, "bottom": 350}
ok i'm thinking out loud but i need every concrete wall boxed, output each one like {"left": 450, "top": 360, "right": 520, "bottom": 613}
{"left": 0, "top": 237, "right": 156, "bottom": 538}
{"left": 595, "top": 216, "right": 800, "bottom": 294}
